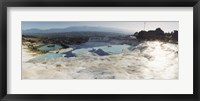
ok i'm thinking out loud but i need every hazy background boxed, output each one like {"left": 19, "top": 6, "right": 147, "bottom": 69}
{"left": 22, "top": 21, "right": 178, "bottom": 33}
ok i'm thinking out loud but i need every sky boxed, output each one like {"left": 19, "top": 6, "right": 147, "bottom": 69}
{"left": 22, "top": 21, "right": 178, "bottom": 33}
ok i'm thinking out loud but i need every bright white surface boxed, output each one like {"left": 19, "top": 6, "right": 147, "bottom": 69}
{"left": 7, "top": 7, "right": 193, "bottom": 94}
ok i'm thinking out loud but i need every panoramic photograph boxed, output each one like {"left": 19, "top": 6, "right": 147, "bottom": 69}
{"left": 22, "top": 21, "right": 178, "bottom": 79}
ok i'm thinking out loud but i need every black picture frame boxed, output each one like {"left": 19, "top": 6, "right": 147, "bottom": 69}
{"left": 0, "top": 0, "right": 199, "bottom": 101}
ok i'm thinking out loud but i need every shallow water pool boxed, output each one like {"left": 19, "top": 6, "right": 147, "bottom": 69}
{"left": 72, "top": 44, "right": 130, "bottom": 55}
{"left": 38, "top": 44, "right": 62, "bottom": 51}
{"left": 37, "top": 53, "right": 63, "bottom": 58}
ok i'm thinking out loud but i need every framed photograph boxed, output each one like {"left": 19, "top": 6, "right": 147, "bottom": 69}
{"left": 0, "top": 0, "right": 199, "bottom": 101}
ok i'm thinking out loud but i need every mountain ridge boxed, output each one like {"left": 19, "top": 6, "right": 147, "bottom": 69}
{"left": 22, "top": 26, "right": 133, "bottom": 35}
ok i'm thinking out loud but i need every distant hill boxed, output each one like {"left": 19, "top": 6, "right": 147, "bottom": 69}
{"left": 22, "top": 26, "right": 133, "bottom": 35}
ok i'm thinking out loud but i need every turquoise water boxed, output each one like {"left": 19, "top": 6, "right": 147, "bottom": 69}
{"left": 37, "top": 53, "right": 63, "bottom": 58}
{"left": 36, "top": 44, "right": 130, "bottom": 58}
{"left": 72, "top": 44, "right": 130, "bottom": 55}
{"left": 38, "top": 44, "right": 62, "bottom": 51}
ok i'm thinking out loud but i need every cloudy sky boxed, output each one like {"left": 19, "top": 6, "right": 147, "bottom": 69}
{"left": 22, "top": 21, "right": 178, "bottom": 33}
